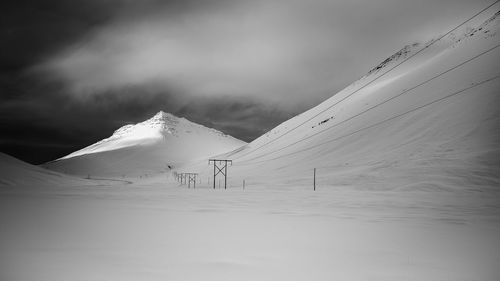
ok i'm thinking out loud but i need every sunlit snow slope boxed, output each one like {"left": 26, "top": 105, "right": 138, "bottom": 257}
{"left": 186, "top": 11, "right": 500, "bottom": 191}
{"left": 44, "top": 111, "right": 246, "bottom": 177}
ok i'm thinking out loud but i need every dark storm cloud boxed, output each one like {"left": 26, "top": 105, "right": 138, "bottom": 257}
{"left": 0, "top": 0, "right": 491, "bottom": 163}
{"left": 0, "top": 0, "right": 116, "bottom": 72}
{"left": 37, "top": 0, "right": 480, "bottom": 104}
{"left": 177, "top": 97, "right": 298, "bottom": 142}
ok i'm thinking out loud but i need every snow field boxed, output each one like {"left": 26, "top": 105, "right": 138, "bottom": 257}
{"left": 1, "top": 180, "right": 499, "bottom": 281}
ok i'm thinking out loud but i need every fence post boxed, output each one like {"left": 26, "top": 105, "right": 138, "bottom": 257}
{"left": 313, "top": 168, "right": 316, "bottom": 191}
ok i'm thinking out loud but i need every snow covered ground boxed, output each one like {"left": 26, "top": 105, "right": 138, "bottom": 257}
{"left": 2, "top": 179, "right": 500, "bottom": 281}
{"left": 0, "top": 152, "right": 113, "bottom": 188}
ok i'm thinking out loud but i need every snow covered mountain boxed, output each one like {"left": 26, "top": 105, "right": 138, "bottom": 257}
{"left": 44, "top": 111, "right": 246, "bottom": 177}
{"left": 183, "top": 10, "right": 500, "bottom": 191}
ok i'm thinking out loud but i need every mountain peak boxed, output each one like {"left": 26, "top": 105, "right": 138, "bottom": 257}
{"left": 109, "top": 111, "right": 186, "bottom": 141}
{"left": 55, "top": 110, "right": 246, "bottom": 162}
{"left": 151, "top": 110, "right": 177, "bottom": 121}
{"left": 140, "top": 111, "right": 180, "bottom": 131}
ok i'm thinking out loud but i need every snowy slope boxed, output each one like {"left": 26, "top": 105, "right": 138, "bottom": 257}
{"left": 44, "top": 111, "right": 246, "bottom": 177}
{"left": 0, "top": 152, "right": 91, "bottom": 187}
{"left": 183, "top": 11, "right": 500, "bottom": 192}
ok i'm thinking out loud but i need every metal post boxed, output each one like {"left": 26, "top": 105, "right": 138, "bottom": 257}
{"left": 313, "top": 168, "right": 316, "bottom": 191}
{"left": 224, "top": 161, "right": 227, "bottom": 189}
{"left": 209, "top": 159, "right": 232, "bottom": 191}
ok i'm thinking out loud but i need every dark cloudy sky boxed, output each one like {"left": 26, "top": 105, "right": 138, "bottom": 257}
{"left": 0, "top": 0, "right": 488, "bottom": 164}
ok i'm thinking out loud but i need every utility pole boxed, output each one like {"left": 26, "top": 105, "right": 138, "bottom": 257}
{"left": 185, "top": 173, "right": 198, "bottom": 189}
{"left": 209, "top": 159, "right": 232, "bottom": 189}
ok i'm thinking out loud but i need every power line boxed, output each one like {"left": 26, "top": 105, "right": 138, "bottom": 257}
{"left": 237, "top": 74, "right": 500, "bottom": 165}
{"left": 236, "top": 42, "right": 500, "bottom": 163}
{"left": 233, "top": 0, "right": 500, "bottom": 160}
